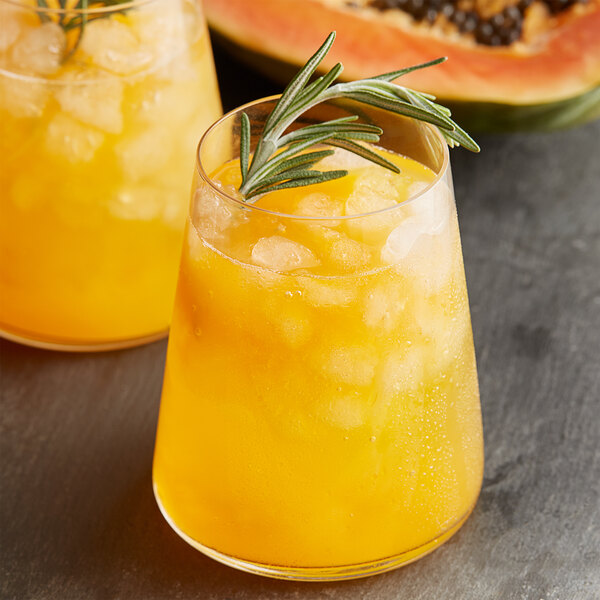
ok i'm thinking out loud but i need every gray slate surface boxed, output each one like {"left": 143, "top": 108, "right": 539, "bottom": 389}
{"left": 1, "top": 54, "right": 600, "bottom": 599}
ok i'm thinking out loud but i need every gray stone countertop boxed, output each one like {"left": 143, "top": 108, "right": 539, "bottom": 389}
{"left": 1, "top": 47, "right": 599, "bottom": 600}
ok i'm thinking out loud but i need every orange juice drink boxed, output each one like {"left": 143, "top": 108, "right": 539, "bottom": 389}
{"left": 0, "top": 0, "right": 221, "bottom": 349}
{"left": 152, "top": 99, "right": 484, "bottom": 580}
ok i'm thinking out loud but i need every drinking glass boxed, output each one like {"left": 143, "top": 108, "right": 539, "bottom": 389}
{"left": 152, "top": 98, "right": 484, "bottom": 580}
{"left": 0, "top": 0, "right": 222, "bottom": 350}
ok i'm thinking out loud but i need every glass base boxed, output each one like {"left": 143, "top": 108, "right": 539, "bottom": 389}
{"left": 154, "top": 485, "right": 477, "bottom": 581}
{"left": 0, "top": 325, "right": 168, "bottom": 352}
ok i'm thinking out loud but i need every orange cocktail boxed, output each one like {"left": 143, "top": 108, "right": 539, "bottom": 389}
{"left": 153, "top": 99, "right": 483, "bottom": 579}
{"left": 0, "top": 0, "right": 221, "bottom": 349}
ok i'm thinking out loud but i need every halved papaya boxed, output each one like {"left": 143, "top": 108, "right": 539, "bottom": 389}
{"left": 204, "top": 0, "right": 600, "bottom": 131}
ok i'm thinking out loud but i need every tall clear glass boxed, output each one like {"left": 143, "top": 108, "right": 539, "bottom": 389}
{"left": 0, "top": 0, "right": 222, "bottom": 350}
{"left": 152, "top": 98, "right": 484, "bottom": 580}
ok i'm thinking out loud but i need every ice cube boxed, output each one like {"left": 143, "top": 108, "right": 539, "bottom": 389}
{"left": 130, "top": 1, "right": 186, "bottom": 57}
{"left": 251, "top": 236, "right": 320, "bottom": 272}
{"left": 407, "top": 181, "right": 429, "bottom": 196}
{"left": 295, "top": 192, "right": 344, "bottom": 226}
{"left": 192, "top": 185, "right": 242, "bottom": 241}
{"left": 45, "top": 113, "right": 105, "bottom": 163}
{"left": 78, "top": 19, "right": 152, "bottom": 75}
{"left": 0, "top": 77, "right": 48, "bottom": 118}
{"left": 0, "top": 4, "right": 27, "bottom": 54}
{"left": 254, "top": 286, "right": 314, "bottom": 348}
{"left": 56, "top": 69, "right": 123, "bottom": 134}
{"left": 129, "top": 86, "right": 164, "bottom": 123}
{"left": 382, "top": 221, "right": 456, "bottom": 294}
{"left": 363, "top": 284, "right": 407, "bottom": 333}
{"left": 414, "top": 301, "right": 470, "bottom": 373}
{"left": 0, "top": 25, "right": 19, "bottom": 56}
{"left": 317, "top": 147, "right": 375, "bottom": 171}
{"left": 345, "top": 168, "right": 402, "bottom": 216}
{"left": 9, "top": 22, "right": 65, "bottom": 76}
{"left": 380, "top": 216, "right": 427, "bottom": 264}
{"left": 273, "top": 307, "right": 313, "bottom": 348}
{"left": 382, "top": 182, "right": 454, "bottom": 264}
{"left": 298, "top": 276, "right": 356, "bottom": 307}
{"left": 379, "top": 346, "right": 425, "bottom": 397}
{"left": 345, "top": 168, "right": 409, "bottom": 243}
{"left": 419, "top": 228, "right": 456, "bottom": 295}
{"left": 328, "top": 234, "right": 372, "bottom": 272}
{"left": 408, "top": 182, "right": 452, "bottom": 235}
{"left": 130, "top": 83, "right": 196, "bottom": 126}
{"left": 321, "top": 393, "right": 366, "bottom": 429}
{"left": 115, "top": 127, "right": 171, "bottom": 181}
{"left": 110, "top": 184, "right": 187, "bottom": 227}
{"left": 320, "top": 344, "right": 378, "bottom": 387}
{"left": 298, "top": 226, "right": 372, "bottom": 274}
{"left": 108, "top": 186, "right": 163, "bottom": 221}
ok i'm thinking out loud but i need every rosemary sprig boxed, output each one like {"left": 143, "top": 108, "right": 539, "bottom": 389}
{"left": 239, "top": 32, "right": 479, "bottom": 200}
{"left": 35, "top": 0, "right": 131, "bottom": 61}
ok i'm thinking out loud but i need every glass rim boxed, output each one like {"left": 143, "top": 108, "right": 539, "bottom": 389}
{"left": 0, "top": 0, "right": 155, "bottom": 15}
{"left": 195, "top": 95, "right": 451, "bottom": 222}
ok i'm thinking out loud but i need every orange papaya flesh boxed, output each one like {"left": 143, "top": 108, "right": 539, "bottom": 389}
{"left": 204, "top": 0, "right": 600, "bottom": 110}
